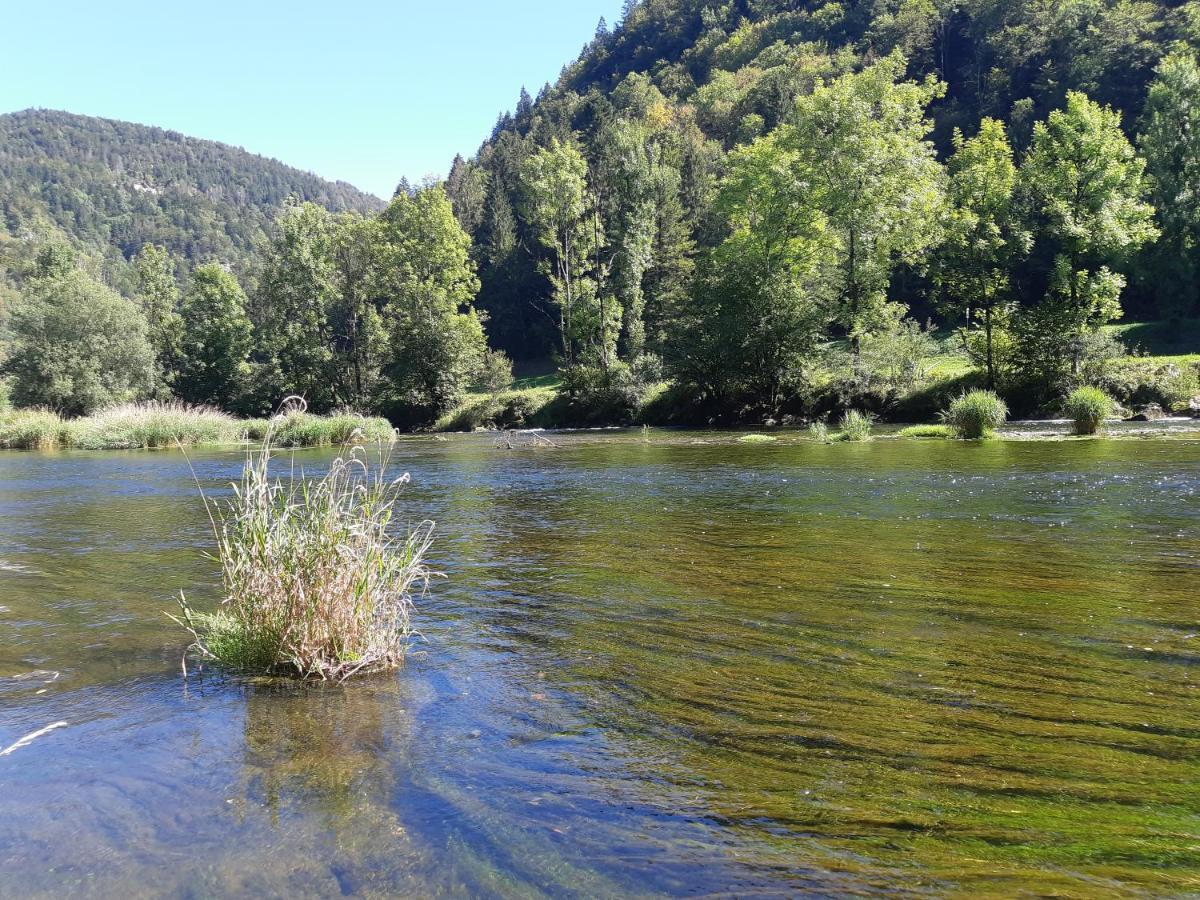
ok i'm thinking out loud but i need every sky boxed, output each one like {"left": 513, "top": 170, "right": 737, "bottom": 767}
{"left": 1, "top": 0, "right": 624, "bottom": 199}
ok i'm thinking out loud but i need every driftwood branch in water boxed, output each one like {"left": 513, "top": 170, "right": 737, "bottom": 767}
{"left": 0, "top": 721, "right": 69, "bottom": 757}
{"left": 494, "top": 430, "right": 561, "bottom": 450}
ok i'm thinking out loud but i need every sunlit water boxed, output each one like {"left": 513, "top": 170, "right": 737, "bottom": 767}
{"left": 1, "top": 431, "right": 1197, "bottom": 897}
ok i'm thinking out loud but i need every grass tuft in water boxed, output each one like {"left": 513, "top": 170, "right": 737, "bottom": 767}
{"left": 251, "top": 411, "right": 397, "bottom": 447}
{"left": 69, "top": 402, "right": 237, "bottom": 450}
{"left": 898, "top": 424, "right": 954, "bottom": 439}
{"left": 737, "top": 433, "right": 778, "bottom": 444}
{"left": 808, "top": 421, "right": 830, "bottom": 443}
{"left": 941, "top": 390, "right": 1008, "bottom": 439}
{"left": 834, "top": 410, "right": 874, "bottom": 442}
{"left": 1063, "top": 387, "right": 1114, "bottom": 436}
{"left": 177, "top": 416, "right": 431, "bottom": 681}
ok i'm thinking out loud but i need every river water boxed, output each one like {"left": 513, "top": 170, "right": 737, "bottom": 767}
{"left": 1, "top": 431, "right": 1197, "bottom": 896}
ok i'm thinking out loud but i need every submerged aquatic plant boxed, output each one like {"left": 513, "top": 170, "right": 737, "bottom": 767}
{"left": 942, "top": 390, "right": 1008, "bottom": 439}
{"left": 1063, "top": 387, "right": 1114, "bottom": 436}
{"left": 177, "top": 408, "right": 430, "bottom": 680}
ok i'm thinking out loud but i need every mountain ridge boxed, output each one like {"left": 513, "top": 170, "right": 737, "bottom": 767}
{"left": 0, "top": 108, "right": 384, "bottom": 274}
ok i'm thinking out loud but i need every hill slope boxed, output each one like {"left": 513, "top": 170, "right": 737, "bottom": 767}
{"left": 0, "top": 109, "right": 383, "bottom": 271}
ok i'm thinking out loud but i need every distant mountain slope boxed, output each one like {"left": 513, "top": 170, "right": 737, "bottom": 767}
{"left": 0, "top": 109, "right": 383, "bottom": 271}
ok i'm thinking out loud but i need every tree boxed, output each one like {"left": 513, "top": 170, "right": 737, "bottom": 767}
{"left": 328, "top": 214, "right": 389, "bottom": 409}
{"left": 1139, "top": 50, "right": 1200, "bottom": 318}
{"left": 377, "top": 183, "right": 486, "bottom": 421}
{"left": 4, "top": 267, "right": 154, "bottom": 415}
{"left": 252, "top": 202, "right": 339, "bottom": 410}
{"left": 176, "top": 265, "right": 253, "bottom": 407}
{"left": 594, "top": 117, "right": 656, "bottom": 361}
{"left": 935, "top": 118, "right": 1029, "bottom": 387}
{"left": 133, "top": 243, "right": 182, "bottom": 396}
{"left": 782, "top": 53, "right": 946, "bottom": 345}
{"left": 670, "top": 133, "right": 829, "bottom": 409}
{"left": 1019, "top": 91, "right": 1158, "bottom": 376}
{"left": 519, "top": 140, "right": 602, "bottom": 366}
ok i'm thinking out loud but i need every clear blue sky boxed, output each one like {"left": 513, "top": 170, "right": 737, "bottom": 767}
{"left": 2, "top": 0, "right": 623, "bottom": 198}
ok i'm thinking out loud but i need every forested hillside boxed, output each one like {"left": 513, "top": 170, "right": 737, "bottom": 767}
{"left": 4, "top": 1, "right": 1200, "bottom": 432}
{"left": 452, "top": 0, "right": 1200, "bottom": 363}
{"left": 0, "top": 109, "right": 383, "bottom": 275}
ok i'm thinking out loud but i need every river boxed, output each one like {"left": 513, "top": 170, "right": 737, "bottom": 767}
{"left": 1, "top": 430, "right": 1197, "bottom": 896}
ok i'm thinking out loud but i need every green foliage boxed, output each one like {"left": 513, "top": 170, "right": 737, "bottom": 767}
{"left": 519, "top": 139, "right": 607, "bottom": 366}
{"left": 782, "top": 53, "right": 946, "bottom": 340}
{"left": 936, "top": 119, "right": 1028, "bottom": 387}
{"left": 132, "top": 244, "right": 182, "bottom": 396}
{"left": 1063, "top": 387, "right": 1115, "bottom": 435}
{"left": 0, "top": 408, "right": 71, "bottom": 450}
{"left": 3, "top": 266, "right": 155, "bottom": 415}
{"left": 1140, "top": 51, "right": 1200, "bottom": 318}
{"left": 176, "top": 265, "right": 253, "bottom": 408}
{"left": 268, "top": 411, "right": 395, "bottom": 448}
{"left": 0, "top": 109, "right": 381, "bottom": 274}
{"left": 177, "top": 439, "right": 430, "bottom": 680}
{"left": 942, "top": 390, "right": 1009, "bottom": 439}
{"left": 898, "top": 424, "right": 954, "bottom": 439}
{"left": 477, "top": 349, "right": 514, "bottom": 395}
{"left": 835, "top": 410, "right": 874, "bottom": 442}
{"left": 1020, "top": 92, "right": 1158, "bottom": 330}
{"left": 737, "top": 433, "right": 777, "bottom": 443}
{"left": 378, "top": 185, "right": 486, "bottom": 422}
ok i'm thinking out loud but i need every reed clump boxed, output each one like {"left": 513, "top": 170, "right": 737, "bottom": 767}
{"left": 834, "top": 409, "right": 874, "bottom": 442}
{"left": 70, "top": 401, "right": 238, "bottom": 449}
{"left": 941, "top": 390, "right": 1008, "bottom": 439}
{"left": 263, "top": 410, "right": 396, "bottom": 447}
{"left": 177, "top": 421, "right": 430, "bottom": 680}
{"left": 0, "top": 408, "right": 70, "bottom": 450}
{"left": 1063, "top": 387, "right": 1114, "bottom": 436}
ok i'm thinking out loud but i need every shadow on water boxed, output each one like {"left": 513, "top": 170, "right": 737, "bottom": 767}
{"left": 1, "top": 431, "right": 1198, "bottom": 896}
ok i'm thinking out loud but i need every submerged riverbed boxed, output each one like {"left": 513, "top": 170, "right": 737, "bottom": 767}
{"left": 1, "top": 431, "right": 1197, "bottom": 896}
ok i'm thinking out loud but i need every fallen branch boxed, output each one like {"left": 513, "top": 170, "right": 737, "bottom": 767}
{"left": 1, "top": 721, "right": 69, "bottom": 757}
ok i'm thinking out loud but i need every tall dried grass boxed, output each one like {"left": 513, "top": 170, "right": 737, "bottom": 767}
{"left": 176, "top": 406, "right": 429, "bottom": 680}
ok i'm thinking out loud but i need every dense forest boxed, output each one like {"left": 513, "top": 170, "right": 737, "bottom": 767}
{"left": 0, "top": 110, "right": 382, "bottom": 277}
{"left": 4, "top": 0, "right": 1200, "bottom": 429}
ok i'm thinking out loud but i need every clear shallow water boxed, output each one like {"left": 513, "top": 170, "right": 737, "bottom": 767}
{"left": 1, "top": 431, "right": 1198, "bottom": 897}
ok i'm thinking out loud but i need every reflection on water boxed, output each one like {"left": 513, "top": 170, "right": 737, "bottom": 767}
{"left": 0, "top": 432, "right": 1198, "bottom": 896}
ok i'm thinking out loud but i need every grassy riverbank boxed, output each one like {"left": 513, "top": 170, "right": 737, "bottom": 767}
{"left": 0, "top": 403, "right": 395, "bottom": 451}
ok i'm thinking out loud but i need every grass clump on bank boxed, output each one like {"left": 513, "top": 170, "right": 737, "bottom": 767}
{"left": 177, "top": 435, "right": 433, "bottom": 680}
{"left": 898, "top": 424, "right": 954, "bottom": 439}
{"left": 1063, "top": 387, "right": 1115, "bottom": 435}
{"left": 942, "top": 390, "right": 1008, "bottom": 439}
{"left": 0, "top": 408, "right": 71, "bottom": 450}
